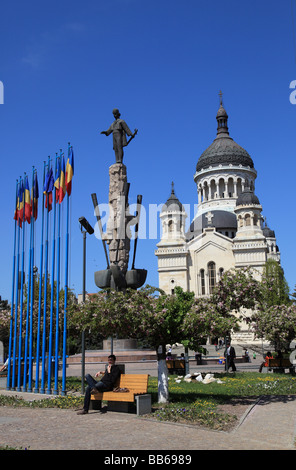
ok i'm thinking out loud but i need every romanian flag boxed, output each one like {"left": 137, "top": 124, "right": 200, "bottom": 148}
{"left": 58, "top": 155, "right": 66, "bottom": 204}
{"left": 31, "top": 171, "right": 39, "bottom": 221}
{"left": 18, "top": 180, "right": 25, "bottom": 227}
{"left": 54, "top": 157, "right": 60, "bottom": 203}
{"left": 24, "top": 176, "right": 31, "bottom": 224}
{"left": 65, "top": 147, "right": 74, "bottom": 196}
{"left": 14, "top": 181, "right": 23, "bottom": 227}
{"left": 43, "top": 167, "right": 54, "bottom": 211}
{"left": 13, "top": 184, "right": 20, "bottom": 222}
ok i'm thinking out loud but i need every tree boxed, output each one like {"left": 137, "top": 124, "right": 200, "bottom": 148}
{"left": 251, "top": 304, "right": 296, "bottom": 350}
{"left": 260, "top": 259, "right": 290, "bottom": 309}
{"left": 68, "top": 286, "right": 199, "bottom": 403}
{"left": 249, "top": 261, "right": 295, "bottom": 350}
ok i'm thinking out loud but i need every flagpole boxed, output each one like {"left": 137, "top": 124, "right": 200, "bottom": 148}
{"left": 54, "top": 150, "right": 62, "bottom": 395}
{"left": 23, "top": 174, "right": 32, "bottom": 392}
{"left": 47, "top": 155, "right": 58, "bottom": 394}
{"left": 17, "top": 175, "right": 26, "bottom": 391}
{"left": 40, "top": 157, "right": 51, "bottom": 394}
{"left": 61, "top": 144, "right": 70, "bottom": 396}
{"left": 34, "top": 163, "right": 45, "bottom": 392}
{"left": 7, "top": 180, "right": 19, "bottom": 390}
{"left": 28, "top": 167, "right": 35, "bottom": 392}
{"left": 11, "top": 178, "right": 22, "bottom": 390}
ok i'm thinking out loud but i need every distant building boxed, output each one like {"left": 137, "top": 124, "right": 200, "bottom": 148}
{"left": 155, "top": 97, "right": 280, "bottom": 343}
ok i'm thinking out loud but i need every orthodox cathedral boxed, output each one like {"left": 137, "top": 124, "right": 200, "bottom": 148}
{"left": 155, "top": 95, "right": 280, "bottom": 341}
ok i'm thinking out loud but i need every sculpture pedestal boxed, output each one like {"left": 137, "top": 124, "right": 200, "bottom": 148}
{"left": 103, "top": 338, "right": 138, "bottom": 351}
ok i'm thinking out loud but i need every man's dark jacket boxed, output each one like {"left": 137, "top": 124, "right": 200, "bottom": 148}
{"left": 100, "top": 365, "right": 121, "bottom": 390}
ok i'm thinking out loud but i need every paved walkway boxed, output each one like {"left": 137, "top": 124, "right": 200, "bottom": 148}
{"left": 0, "top": 390, "right": 295, "bottom": 450}
{"left": 1, "top": 346, "right": 295, "bottom": 451}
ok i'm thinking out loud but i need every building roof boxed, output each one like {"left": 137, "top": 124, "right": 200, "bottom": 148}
{"left": 186, "top": 209, "right": 237, "bottom": 240}
{"left": 196, "top": 102, "right": 254, "bottom": 172}
{"left": 236, "top": 187, "right": 260, "bottom": 206}
{"left": 161, "top": 182, "right": 184, "bottom": 212}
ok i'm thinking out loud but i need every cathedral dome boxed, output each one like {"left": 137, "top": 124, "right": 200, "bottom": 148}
{"left": 196, "top": 99, "right": 254, "bottom": 172}
{"left": 262, "top": 222, "right": 275, "bottom": 238}
{"left": 236, "top": 188, "right": 260, "bottom": 206}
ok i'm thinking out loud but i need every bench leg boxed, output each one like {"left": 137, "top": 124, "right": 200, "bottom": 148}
{"left": 135, "top": 394, "right": 151, "bottom": 416}
{"left": 90, "top": 400, "right": 102, "bottom": 411}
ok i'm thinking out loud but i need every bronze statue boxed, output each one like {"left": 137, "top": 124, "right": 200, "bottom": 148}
{"left": 101, "top": 108, "right": 137, "bottom": 163}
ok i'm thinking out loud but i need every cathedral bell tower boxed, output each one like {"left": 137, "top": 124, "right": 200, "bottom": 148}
{"left": 155, "top": 183, "right": 188, "bottom": 293}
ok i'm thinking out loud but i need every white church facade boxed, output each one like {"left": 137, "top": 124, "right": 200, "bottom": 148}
{"left": 155, "top": 97, "right": 280, "bottom": 340}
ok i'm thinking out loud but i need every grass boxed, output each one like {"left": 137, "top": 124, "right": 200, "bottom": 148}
{"left": 0, "top": 372, "right": 295, "bottom": 431}
{"left": 148, "top": 372, "right": 296, "bottom": 430}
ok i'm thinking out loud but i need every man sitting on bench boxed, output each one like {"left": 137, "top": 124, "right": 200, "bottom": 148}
{"left": 77, "top": 354, "right": 121, "bottom": 415}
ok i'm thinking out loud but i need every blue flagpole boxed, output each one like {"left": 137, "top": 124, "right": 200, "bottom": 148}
{"left": 46, "top": 155, "right": 58, "bottom": 394}
{"left": 34, "top": 162, "right": 46, "bottom": 392}
{"left": 54, "top": 151, "right": 62, "bottom": 395}
{"left": 40, "top": 157, "right": 51, "bottom": 394}
{"left": 17, "top": 175, "right": 26, "bottom": 391}
{"left": 23, "top": 175, "right": 32, "bottom": 392}
{"left": 11, "top": 178, "right": 22, "bottom": 390}
{"left": 7, "top": 180, "right": 19, "bottom": 390}
{"left": 28, "top": 168, "right": 35, "bottom": 392}
{"left": 61, "top": 192, "right": 69, "bottom": 396}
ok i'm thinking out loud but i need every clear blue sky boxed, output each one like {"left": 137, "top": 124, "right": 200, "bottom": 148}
{"left": 0, "top": 0, "right": 295, "bottom": 302}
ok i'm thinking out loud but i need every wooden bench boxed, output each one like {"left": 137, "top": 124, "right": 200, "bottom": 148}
{"left": 90, "top": 374, "right": 151, "bottom": 415}
{"left": 166, "top": 359, "right": 185, "bottom": 375}
{"left": 262, "top": 358, "right": 295, "bottom": 374}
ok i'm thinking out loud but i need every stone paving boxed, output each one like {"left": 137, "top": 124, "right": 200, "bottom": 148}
{"left": 0, "top": 394, "right": 295, "bottom": 450}
{"left": 0, "top": 346, "right": 296, "bottom": 451}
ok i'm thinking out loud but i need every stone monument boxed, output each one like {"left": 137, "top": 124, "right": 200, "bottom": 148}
{"left": 93, "top": 108, "right": 147, "bottom": 291}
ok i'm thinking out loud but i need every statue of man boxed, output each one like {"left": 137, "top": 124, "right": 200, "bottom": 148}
{"left": 101, "top": 109, "right": 137, "bottom": 163}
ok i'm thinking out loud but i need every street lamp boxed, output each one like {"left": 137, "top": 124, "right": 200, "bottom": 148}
{"left": 78, "top": 217, "right": 94, "bottom": 393}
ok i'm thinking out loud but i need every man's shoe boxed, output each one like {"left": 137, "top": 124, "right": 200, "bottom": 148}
{"left": 77, "top": 409, "right": 88, "bottom": 415}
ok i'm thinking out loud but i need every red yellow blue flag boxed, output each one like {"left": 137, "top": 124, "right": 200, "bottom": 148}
{"left": 31, "top": 171, "right": 39, "bottom": 220}
{"left": 24, "top": 176, "right": 31, "bottom": 224}
{"left": 59, "top": 155, "right": 66, "bottom": 204}
{"left": 54, "top": 157, "right": 60, "bottom": 203}
{"left": 18, "top": 180, "right": 25, "bottom": 227}
{"left": 66, "top": 147, "right": 74, "bottom": 196}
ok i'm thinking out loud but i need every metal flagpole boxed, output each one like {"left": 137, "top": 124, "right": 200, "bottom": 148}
{"left": 7, "top": 180, "right": 19, "bottom": 390}
{"left": 40, "top": 158, "right": 51, "bottom": 393}
{"left": 28, "top": 168, "right": 35, "bottom": 392}
{"left": 46, "top": 156, "right": 58, "bottom": 394}
{"left": 23, "top": 175, "right": 32, "bottom": 392}
{"left": 17, "top": 176, "right": 26, "bottom": 391}
{"left": 11, "top": 178, "right": 22, "bottom": 390}
{"left": 54, "top": 151, "right": 62, "bottom": 394}
{"left": 61, "top": 155, "right": 70, "bottom": 396}
{"left": 34, "top": 162, "right": 46, "bottom": 392}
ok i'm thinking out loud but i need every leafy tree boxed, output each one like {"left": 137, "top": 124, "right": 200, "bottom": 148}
{"left": 68, "top": 283, "right": 243, "bottom": 403}
{"left": 260, "top": 259, "right": 290, "bottom": 309}
{"left": 251, "top": 304, "right": 296, "bottom": 350}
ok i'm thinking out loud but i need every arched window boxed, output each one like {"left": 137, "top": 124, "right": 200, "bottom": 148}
{"left": 245, "top": 214, "right": 251, "bottom": 226}
{"left": 208, "top": 262, "right": 216, "bottom": 294}
{"left": 168, "top": 219, "right": 174, "bottom": 232}
{"left": 200, "top": 269, "right": 205, "bottom": 295}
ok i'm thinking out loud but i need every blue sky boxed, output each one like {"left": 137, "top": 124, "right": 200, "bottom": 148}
{"left": 0, "top": 0, "right": 295, "bottom": 302}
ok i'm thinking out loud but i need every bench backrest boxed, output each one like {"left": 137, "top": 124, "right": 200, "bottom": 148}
{"left": 268, "top": 358, "right": 291, "bottom": 367}
{"left": 119, "top": 374, "right": 149, "bottom": 393}
{"left": 166, "top": 360, "right": 185, "bottom": 369}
